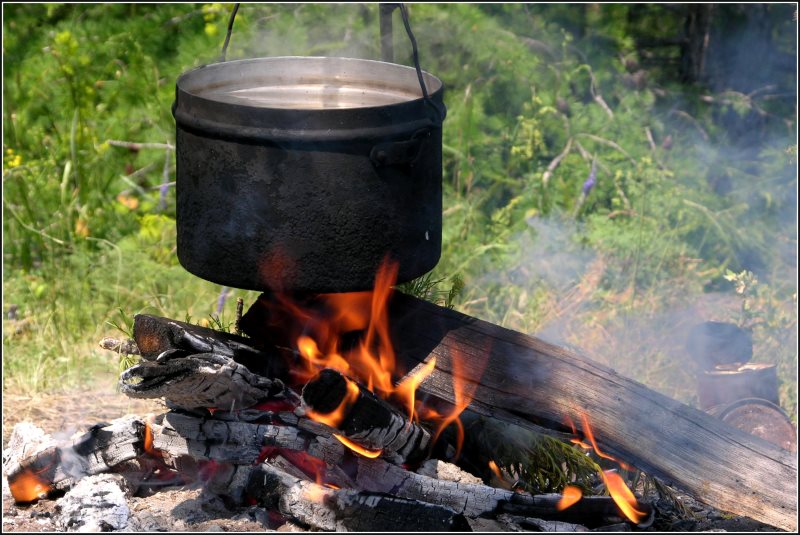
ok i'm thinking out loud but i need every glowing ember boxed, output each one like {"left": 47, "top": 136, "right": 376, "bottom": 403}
{"left": 306, "top": 377, "right": 360, "bottom": 429}
{"left": 602, "top": 470, "right": 648, "bottom": 524}
{"left": 9, "top": 469, "right": 51, "bottom": 502}
{"left": 333, "top": 434, "right": 383, "bottom": 458}
{"left": 302, "top": 483, "right": 329, "bottom": 503}
{"left": 556, "top": 485, "right": 583, "bottom": 511}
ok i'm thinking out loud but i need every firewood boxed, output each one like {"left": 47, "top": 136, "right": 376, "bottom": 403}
{"left": 301, "top": 368, "right": 431, "bottom": 464}
{"left": 119, "top": 353, "right": 285, "bottom": 411}
{"left": 246, "top": 463, "right": 470, "bottom": 532}
{"left": 120, "top": 314, "right": 288, "bottom": 410}
{"left": 383, "top": 292, "right": 797, "bottom": 531}
{"left": 5, "top": 416, "right": 145, "bottom": 501}
{"left": 497, "top": 494, "right": 654, "bottom": 529}
{"left": 132, "top": 314, "right": 286, "bottom": 378}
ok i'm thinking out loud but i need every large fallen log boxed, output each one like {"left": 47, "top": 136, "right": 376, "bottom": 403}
{"left": 383, "top": 292, "right": 797, "bottom": 531}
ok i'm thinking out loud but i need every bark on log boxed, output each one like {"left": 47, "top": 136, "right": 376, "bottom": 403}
{"left": 385, "top": 292, "right": 797, "bottom": 531}
{"left": 301, "top": 368, "right": 431, "bottom": 464}
{"left": 121, "top": 315, "right": 287, "bottom": 410}
{"left": 132, "top": 314, "right": 286, "bottom": 379}
{"left": 246, "top": 463, "right": 470, "bottom": 532}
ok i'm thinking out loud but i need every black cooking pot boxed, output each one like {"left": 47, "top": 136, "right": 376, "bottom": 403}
{"left": 173, "top": 7, "right": 446, "bottom": 293}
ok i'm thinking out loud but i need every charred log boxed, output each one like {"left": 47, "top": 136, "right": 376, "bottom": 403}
{"left": 301, "top": 368, "right": 431, "bottom": 464}
{"left": 120, "top": 314, "right": 288, "bottom": 410}
{"left": 246, "top": 463, "right": 470, "bottom": 532}
{"left": 5, "top": 417, "right": 146, "bottom": 501}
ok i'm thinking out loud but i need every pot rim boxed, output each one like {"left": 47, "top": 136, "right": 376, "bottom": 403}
{"left": 176, "top": 56, "right": 444, "bottom": 113}
{"left": 174, "top": 56, "right": 446, "bottom": 143}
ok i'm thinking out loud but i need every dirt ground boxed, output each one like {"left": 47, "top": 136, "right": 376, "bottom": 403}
{"left": 1, "top": 386, "right": 276, "bottom": 532}
{"left": 2, "top": 386, "right": 165, "bottom": 446}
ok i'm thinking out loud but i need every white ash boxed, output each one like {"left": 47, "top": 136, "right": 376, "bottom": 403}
{"left": 3, "top": 422, "right": 57, "bottom": 475}
{"left": 416, "top": 459, "right": 484, "bottom": 485}
{"left": 55, "top": 473, "right": 131, "bottom": 532}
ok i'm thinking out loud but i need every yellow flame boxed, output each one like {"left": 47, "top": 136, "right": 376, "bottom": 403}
{"left": 602, "top": 471, "right": 648, "bottom": 524}
{"left": 333, "top": 434, "right": 383, "bottom": 458}
{"left": 488, "top": 460, "right": 503, "bottom": 480}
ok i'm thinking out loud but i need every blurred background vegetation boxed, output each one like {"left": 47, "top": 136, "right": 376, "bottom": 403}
{"left": 2, "top": 4, "right": 796, "bottom": 422}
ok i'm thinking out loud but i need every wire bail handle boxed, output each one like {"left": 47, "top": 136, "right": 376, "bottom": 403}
{"left": 219, "top": 3, "right": 445, "bottom": 124}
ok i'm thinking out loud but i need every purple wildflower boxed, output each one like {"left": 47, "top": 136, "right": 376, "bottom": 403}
{"left": 158, "top": 180, "right": 170, "bottom": 211}
{"left": 216, "top": 286, "right": 231, "bottom": 315}
{"left": 582, "top": 161, "right": 597, "bottom": 196}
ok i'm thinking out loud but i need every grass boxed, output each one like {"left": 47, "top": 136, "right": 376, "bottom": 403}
{"left": 2, "top": 3, "right": 796, "bottom": 427}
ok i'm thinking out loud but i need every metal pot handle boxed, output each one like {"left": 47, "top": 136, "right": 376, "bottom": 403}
{"left": 218, "top": 3, "right": 445, "bottom": 124}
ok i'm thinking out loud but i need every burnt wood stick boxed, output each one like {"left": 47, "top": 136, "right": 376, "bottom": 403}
{"left": 498, "top": 494, "right": 654, "bottom": 529}
{"left": 247, "top": 463, "right": 470, "bottom": 532}
{"left": 132, "top": 314, "right": 286, "bottom": 378}
{"left": 119, "top": 352, "right": 285, "bottom": 411}
{"left": 121, "top": 315, "right": 289, "bottom": 410}
{"left": 385, "top": 292, "right": 797, "bottom": 531}
{"left": 301, "top": 368, "right": 431, "bottom": 464}
{"left": 351, "top": 456, "right": 652, "bottom": 526}
{"left": 5, "top": 417, "right": 145, "bottom": 501}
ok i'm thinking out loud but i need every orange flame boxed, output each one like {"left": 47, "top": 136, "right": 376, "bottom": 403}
{"left": 556, "top": 485, "right": 583, "bottom": 511}
{"left": 144, "top": 422, "right": 154, "bottom": 454}
{"left": 602, "top": 470, "right": 648, "bottom": 524}
{"left": 291, "top": 259, "right": 451, "bottom": 438}
{"left": 272, "top": 257, "right": 477, "bottom": 455}
{"left": 488, "top": 460, "right": 503, "bottom": 480}
{"left": 9, "top": 469, "right": 51, "bottom": 502}
{"left": 578, "top": 413, "right": 633, "bottom": 471}
{"left": 570, "top": 413, "right": 645, "bottom": 524}
{"left": 429, "top": 347, "right": 486, "bottom": 459}
{"left": 306, "top": 377, "right": 360, "bottom": 429}
{"left": 333, "top": 434, "right": 383, "bottom": 458}
{"left": 393, "top": 357, "right": 437, "bottom": 422}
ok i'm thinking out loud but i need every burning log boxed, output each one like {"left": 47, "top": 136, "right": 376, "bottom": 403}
{"left": 122, "top": 406, "right": 651, "bottom": 528}
{"left": 382, "top": 292, "right": 797, "bottom": 531}
{"left": 4, "top": 416, "right": 145, "bottom": 501}
{"left": 301, "top": 368, "right": 431, "bottom": 464}
{"left": 120, "top": 314, "right": 287, "bottom": 410}
{"left": 246, "top": 463, "right": 471, "bottom": 532}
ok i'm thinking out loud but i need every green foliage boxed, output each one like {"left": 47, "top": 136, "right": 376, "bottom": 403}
{"left": 462, "top": 416, "right": 602, "bottom": 494}
{"left": 396, "top": 273, "right": 464, "bottom": 309}
{"left": 2, "top": 3, "right": 795, "bottom": 435}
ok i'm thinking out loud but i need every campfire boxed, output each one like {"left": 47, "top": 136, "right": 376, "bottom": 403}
{"left": 3, "top": 260, "right": 797, "bottom": 531}
{"left": 3, "top": 3, "right": 796, "bottom": 533}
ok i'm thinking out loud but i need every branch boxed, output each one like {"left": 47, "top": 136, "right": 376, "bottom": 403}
{"left": 542, "top": 137, "right": 573, "bottom": 186}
